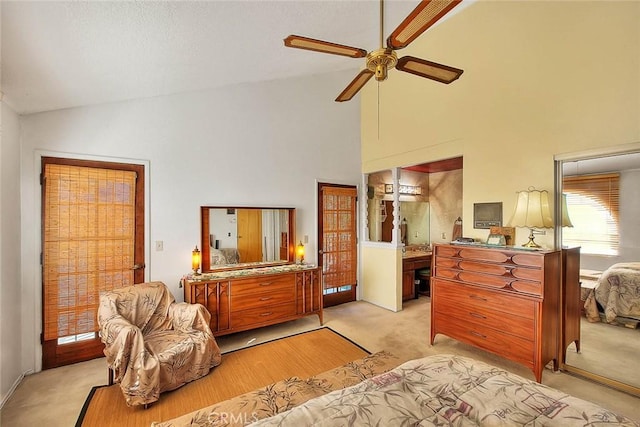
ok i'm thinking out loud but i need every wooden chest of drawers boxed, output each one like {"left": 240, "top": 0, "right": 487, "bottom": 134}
{"left": 431, "top": 243, "right": 561, "bottom": 382}
{"left": 184, "top": 266, "right": 322, "bottom": 336}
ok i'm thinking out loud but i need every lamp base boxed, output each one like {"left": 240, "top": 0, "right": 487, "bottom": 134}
{"left": 192, "top": 269, "right": 201, "bottom": 276}
{"left": 521, "top": 229, "right": 542, "bottom": 249}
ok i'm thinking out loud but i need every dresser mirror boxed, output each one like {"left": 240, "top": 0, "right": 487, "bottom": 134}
{"left": 556, "top": 149, "right": 640, "bottom": 396}
{"left": 200, "top": 206, "right": 295, "bottom": 272}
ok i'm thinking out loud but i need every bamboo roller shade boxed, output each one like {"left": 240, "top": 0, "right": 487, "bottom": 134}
{"left": 43, "top": 164, "right": 136, "bottom": 341}
{"left": 322, "top": 187, "right": 357, "bottom": 289}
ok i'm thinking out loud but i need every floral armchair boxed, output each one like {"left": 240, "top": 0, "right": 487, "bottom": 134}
{"left": 97, "top": 281, "right": 222, "bottom": 407}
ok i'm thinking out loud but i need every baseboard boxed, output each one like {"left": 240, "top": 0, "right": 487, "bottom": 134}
{"left": 0, "top": 370, "right": 30, "bottom": 410}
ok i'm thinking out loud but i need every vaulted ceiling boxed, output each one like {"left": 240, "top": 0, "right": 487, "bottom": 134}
{"left": 1, "top": 1, "right": 471, "bottom": 115}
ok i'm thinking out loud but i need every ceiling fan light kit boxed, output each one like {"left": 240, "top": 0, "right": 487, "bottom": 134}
{"left": 283, "top": 0, "right": 465, "bottom": 102}
{"left": 366, "top": 48, "right": 398, "bottom": 82}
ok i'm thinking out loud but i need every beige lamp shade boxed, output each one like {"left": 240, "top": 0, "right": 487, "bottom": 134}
{"left": 508, "top": 188, "right": 554, "bottom": 229}
{"left": 508, "top": 188, "right": 553, "bottom": 248}
{"left": 561, "top": 193, "right": 574, "bottom": 227}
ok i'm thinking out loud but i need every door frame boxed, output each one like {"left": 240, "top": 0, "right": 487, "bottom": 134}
{"left": 32, "top": 150, "right": 150, "bottom": 372}
{"left": 316, "top": 180, "right": 360, "bottom": 306}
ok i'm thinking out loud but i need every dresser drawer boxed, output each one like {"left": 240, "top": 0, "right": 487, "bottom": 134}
{"left": 403, "top": 257, "right": 431, "bottom": 271}
{"left": 434, "top": 266, "right": 542, "bottom": 296}
{"left": 231, "top": 302, "right": 297, "bottom": 330}
{"left": 433, "top": 279, "right": 536, "bottom": 318}
{"left": 413, "top": 259, "right": 431, "bottom": 270}
{"left": 231, "top": 287, "right": 294, "bottom": 312}
{"left": 433, "top": 311, "right": 535, "bottom": 367}
{"left": 231, "top": 275, "right": 294, "bottom": 297}
{"left": 459, "top": 248, "right": 512, "bottom": 263}
{"left": 433, "top": 294, "right": 535, "bottom": 339}
{"left": 435, "top": 245, "right": 460, "bottom": 257}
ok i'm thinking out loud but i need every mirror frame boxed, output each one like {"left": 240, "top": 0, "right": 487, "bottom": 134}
{"left": 200, "top": 206, "right": 296, "bottom": 272}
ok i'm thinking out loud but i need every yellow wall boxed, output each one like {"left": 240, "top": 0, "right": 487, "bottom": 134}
{"left": 361, "top": 245, "right": 402, "bottom": 311}
{"left": 360, "top": 1, "right": 640, "bottom": 308}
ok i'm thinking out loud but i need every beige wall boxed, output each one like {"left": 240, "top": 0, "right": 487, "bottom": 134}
{"left": 428, "top": 169, "right": 463, "bottom": 244}
{"left": 361, "top": 245, "right": 402, "bottom": 311}
{"left": 359, "top": 1, "right": 640, "bottom": 308}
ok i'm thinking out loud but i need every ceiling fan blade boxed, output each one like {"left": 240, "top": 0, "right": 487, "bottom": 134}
{"left": 396, "top": 56, "right": 463, "bottom": 84}
{"left": 284, "top": 35, "right": 367, "bottom": 58}
{"left": 335, "top": 70, "right": 375, "bottom": 102}
{"left": 387, "top": 0, "right": 462, "bottom": 50}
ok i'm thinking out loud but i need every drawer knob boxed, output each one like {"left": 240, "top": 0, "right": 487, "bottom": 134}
{"left": 470, "top": 312, "right": 486, "bottom": 319}
{"left": 259, "top": 282, "right": 274, "bottom": 286}
{"left": 469, "top": 295, "right": 487, "bottom": 302}
{"left": 260, "top": 312, "right": 273, "bottom": 317}
{"left": 259, "top": 296, "right": 272, "bottom": 301}
{"left": 470, "top": 330, "right": 487, "bottom": 339}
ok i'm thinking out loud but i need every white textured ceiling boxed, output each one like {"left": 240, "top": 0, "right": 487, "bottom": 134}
{"left": 1, "top": 0, "right": 458, "bottom": 115}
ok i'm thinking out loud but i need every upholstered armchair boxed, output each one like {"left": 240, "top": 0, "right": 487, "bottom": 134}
{"left": 97, "top": 281, "right": 222, "bottom": 407}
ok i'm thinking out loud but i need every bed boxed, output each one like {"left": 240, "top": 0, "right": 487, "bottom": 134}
{"left": 154, "top": 353, "right": 638, "bottom": 426}
{"left": 584, "top": 262, "right": 640, "bottom": 323}
{"left": 210, "top": 248, "right": 240, "bottom": 265}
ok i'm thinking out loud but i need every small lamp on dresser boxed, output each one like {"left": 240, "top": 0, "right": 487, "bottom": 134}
{"left": 508, "top": 187, "right": 554, "bottom": 248}
{"left": 296, "top": 241, "right": 305, "bottom": 264}
{"left": 192, "top": 245, "right": 201, "bottom": 275}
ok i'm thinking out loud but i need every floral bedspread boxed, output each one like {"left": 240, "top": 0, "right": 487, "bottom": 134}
{"left": 152, "top": 350, "right": 399, "bottom": 427}
{"left": 593, "top": 262, "right": 640, "bottom": 323}
{"left": 251, "top": 354, "right": 639, "bottom": 426}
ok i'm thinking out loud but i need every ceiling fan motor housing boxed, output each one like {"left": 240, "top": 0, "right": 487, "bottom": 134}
{"left": 366, "top": 48, "right": 398, "bottom": 81}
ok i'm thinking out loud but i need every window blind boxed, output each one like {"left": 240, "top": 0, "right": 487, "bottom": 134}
{"left": 562, "top": 173, "right": 619, "bottom": 255}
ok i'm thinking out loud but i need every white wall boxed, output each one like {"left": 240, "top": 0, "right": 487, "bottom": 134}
{"left": 19, "top": 70, "right": 362, "bottom": 373}
{"left": 210, "top": 209, "right": 237, "bottom": 250}
{"left": 1, "top": 102, "right": 23, "bottom": 406}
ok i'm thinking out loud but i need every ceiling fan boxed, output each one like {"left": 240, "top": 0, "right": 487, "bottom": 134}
{"left": 284, "top": 0, "right": 464, "bottom": 102}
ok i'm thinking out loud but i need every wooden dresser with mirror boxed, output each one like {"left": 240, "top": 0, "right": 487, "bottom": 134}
{"left": 183, "top": 206, "right": 322, "bottom": 336}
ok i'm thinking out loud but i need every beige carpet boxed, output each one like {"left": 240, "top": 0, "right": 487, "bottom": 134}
{"left": 565, "top": 317, "right": 640, "bottom": 386}
{"left": 76, "top": 328, "right": 368, "bottom": 427}
{"left": 3, "top": 297, "right": 640, "bottom": 426}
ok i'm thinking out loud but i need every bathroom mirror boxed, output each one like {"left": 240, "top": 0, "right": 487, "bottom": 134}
{"left": 200, "top": 206, "right": 295, "bottom": 272}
